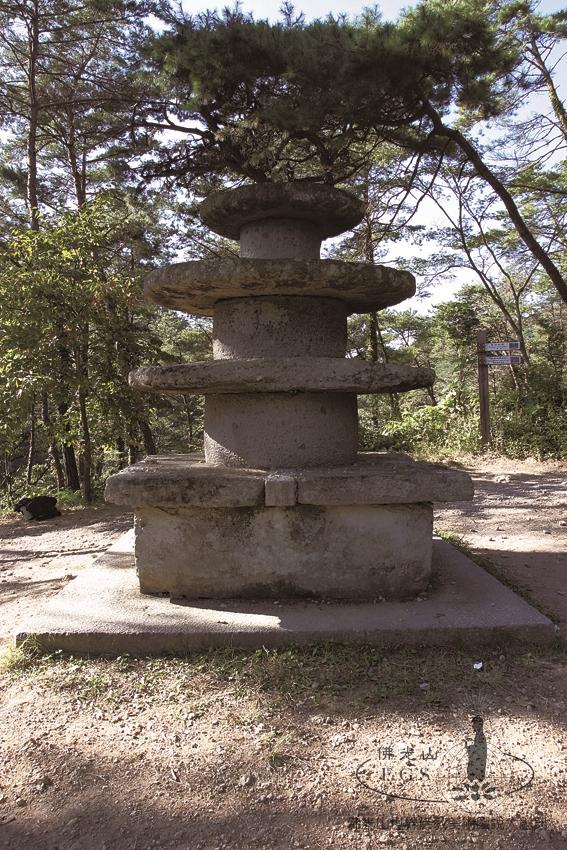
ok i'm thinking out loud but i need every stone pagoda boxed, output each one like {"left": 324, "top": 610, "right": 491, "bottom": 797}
{"left": 105, "top": 183, "right": 472, "bottom": 601}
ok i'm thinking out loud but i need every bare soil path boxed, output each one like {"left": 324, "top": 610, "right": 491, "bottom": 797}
{"left": 0, "top": 460, "right": 566, "bottom": 850}
{"left": 435, "top": 456, "right": 567, "bottom": 635}
{"left": 0, "top": 505, "right": 131, "bottom": 644}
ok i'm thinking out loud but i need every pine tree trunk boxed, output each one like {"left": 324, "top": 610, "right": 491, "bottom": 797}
{"left": 372, "top": 315, "right": 402, "bottom": 419}
{"left": 529, "top": 34, "right": 567, "bottom": 143}
{"left": 42, "top": 391, "right": 65, "bottom": 489}
{"left": 62, "top": 442, "right": 80, "bottom": 491}
{"left": 26, "top": 395, "right": 36, "bottom": 485}
{"left": 116, "top": 436, "right": 126, "bottom": 470}
{"left": 76, "top": 333, "right": 92, "bottom": 501}
{"left": 78, "top": 388, "right": 92, "bottom": 501}
{"left": 138, "top": 420, "right": 156, "bottom": 455}
{"left": 128, "top": 424, "right": 138, "bottom": 465}
{"left": 423, "top": 100, "right": 567, "bottom": 305}
{"left": 362, "top": 181, "right": 402, "bottom": 422}
{"left": 27, "top": 0, "right": 40, "bottom": 231}
{"left": 55, "top": 320, "right": 80, "bottom": 491}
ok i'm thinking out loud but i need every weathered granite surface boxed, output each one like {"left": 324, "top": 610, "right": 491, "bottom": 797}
{"left": 105, "top": 455, "right": 265, "bottom": 507}
{"left": 134, "top": 502, "right": 433, "bottom": 600}
{"left": 144, "top": 259, "right": 415, "bottom": 315}
{"left": 200, "top": 182, "right": 366, "bottom": 240}
{"left": 204, "top": 391, "right": 359, "bottom": 468}
{"left": 239, "top": 219, "right": 321, "bottom": 259}
{"left": 213, "top": 297, "right": 348, "bottom": 359}
{"left": 294, "top": 453, "right": 474, "bottom": 505}
{"left": 130, "top": 358, "right": 435, "bottom": 395}
{"left": 104, "top": 453, "right": 473, "bottom": 507}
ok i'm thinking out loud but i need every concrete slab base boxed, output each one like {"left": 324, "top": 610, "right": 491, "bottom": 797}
{"left": 14, "top": 533, "right": 556, "bottom": 655}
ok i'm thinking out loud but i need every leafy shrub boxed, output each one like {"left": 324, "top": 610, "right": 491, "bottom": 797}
{"left": 377, "top": 393, "right": 482, "bottom": 457}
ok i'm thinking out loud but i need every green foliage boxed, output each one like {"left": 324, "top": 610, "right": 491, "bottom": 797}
{"left": 346, "top": 274, "right": 567, "bottom": 461}
{"left": 382, "top": 393, "right": 482, "bottom": 456}
{"left": 0, "top": 195, "right": 211, "bottom": 499}
{"left": 144, "top": 0, "right": 529, "bottom": 184}
{"left": 490, "top": 372, "right": 567, "bottom": 458}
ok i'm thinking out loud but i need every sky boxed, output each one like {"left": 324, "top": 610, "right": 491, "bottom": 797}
{"left": 182, "top": 0, "right": 565, "bottom": 24}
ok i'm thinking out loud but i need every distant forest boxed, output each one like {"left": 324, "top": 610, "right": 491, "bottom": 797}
{"left": 1, "top": 0, "right": 566, "bottom": 504}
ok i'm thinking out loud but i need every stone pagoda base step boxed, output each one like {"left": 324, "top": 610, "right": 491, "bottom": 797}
{"left": 14, "top": 533, "right": 556, "bottom": 655}
{"left": 104, "top": 453, "right": 474, "bottom": 507}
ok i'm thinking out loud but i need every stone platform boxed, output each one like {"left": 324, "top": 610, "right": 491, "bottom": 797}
{"left": 14, "top": 533, "right": 556, "bottom": 655}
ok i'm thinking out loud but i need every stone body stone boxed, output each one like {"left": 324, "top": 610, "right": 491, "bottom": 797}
{"left": 213, "top": 297, "right": 348, "bottom": 359}
{"left": 204, "top": 392, "right": 359, "bottom": 468}
{"left": 134, "top": 503, "right": 433, "bottom": 600}
{"left": 200, "top": 182, "right": 366, "bottom": 241}
{"left": 143, "top": 258, "right": 416, "bottom": 315}
{"left": 240, "top": 219, "right": 321, "bottom": 259}
{"left": 130, "top": 357, "right": 435, "bottom": 395}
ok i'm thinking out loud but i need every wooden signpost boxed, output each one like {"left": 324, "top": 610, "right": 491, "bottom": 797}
{"left": 476, "top": 330, "right": 523, "bottom": 445}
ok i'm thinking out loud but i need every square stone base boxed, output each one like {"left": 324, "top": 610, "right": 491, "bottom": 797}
{"left": 135, "top": 503, "right": 433, "bottom": 601}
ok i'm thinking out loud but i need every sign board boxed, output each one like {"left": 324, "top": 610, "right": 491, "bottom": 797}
{"left": 484, "top": 341, "right": 521, "bottom": 351}
{"left": 482, "top": 355, "right": 523, "bottom": 366}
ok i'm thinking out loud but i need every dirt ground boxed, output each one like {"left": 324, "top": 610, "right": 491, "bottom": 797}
{"left": 435, "top": 456, "right": 567, "bottom": 636}
{"left": 0, "top": 458, "right": 566, "bottom": 850}
{"left": 0, "top": 505, "right": 132, "bottom": 643}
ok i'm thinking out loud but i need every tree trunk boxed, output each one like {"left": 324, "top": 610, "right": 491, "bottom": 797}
{"left": 51, "top": 445, "right": 65, "bottom": 490}
{"left": 67, "top": 111, "right": 88, "bottom": 208}
{"left": 422, "top": 369, "right": 437, "bottom": 405}
{"left": 27, "top": 0, "right": 40, "bottom": 231}
{"left": 3, "top": 453, "right": 13, "bottom": 500}
{"left": 529, "top": 34, "right": 567, "bottom": 143}
{"left": 369, "top": 311, "right": 379, "bottom": 362}
{"left": 127, "top": 424, "right": 138, "bottom": 465}
{"left": 138, "top": 419, "right": 156, "bottom": 455}
{"left": 75, "top": 332, "right": 92, "bottom": 501}
{"left": 373, "top": 316, "right": 402, "bottom": 419}
{"left": 61, "top": 440, "right": 80, "bottom": 491}
{"left": 362, "top": 179, "right": 402, "bottom": 422}
{"left": 26, "top": 395, "right": 36, "bottom": 485}
{"left": 78, "top": 389, "right": 92, "bottom": 501}
{"left": 42, "top": 391, "right": 65, "bottom": 489}
{"left": 116, "top": 436, "right": 126, "bottom": 469}
{"left": 423, "top": 100, "right": 567, "bottom": 305}
{"left": 55, "top": 320, "right": 80, "bottom": 490}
